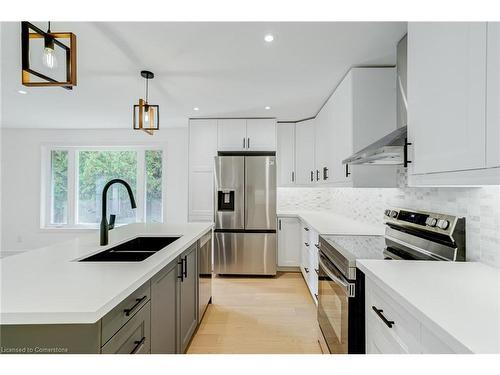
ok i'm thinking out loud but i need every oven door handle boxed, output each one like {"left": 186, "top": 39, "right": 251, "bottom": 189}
{"left": 318, "top": 256, "right": 355, "bottom": 298}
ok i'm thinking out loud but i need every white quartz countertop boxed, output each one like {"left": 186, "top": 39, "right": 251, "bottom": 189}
{"left": 357, "top": 260, "right": 500, "bottom": 354}
{"left": 277, "top": 210, "right": 384, "bottom": 235}
{"left": 0, "top": 222, "right": 213, "bottom": 325}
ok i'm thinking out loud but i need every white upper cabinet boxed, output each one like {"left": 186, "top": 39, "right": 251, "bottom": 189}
{"left": 217, "top": 119, "right": 276, "bottom": 151}
{"left": 408, "top": 22, "right": 487, "bottom": 175}
{"left": 314, "top": 67, "right": 397, "bottom": 187}
{"left": 277, "top": 123, "right": 295, "bottom": 186}
{"left": 246, "top": 119, "right": 276, "bottom": 151}
{"left": 188, "top": 119, "right": 218, "bottom": 222}
{"left": 487, "top": 22, "right": 500, "bottom": 168}
{"left": 295, "top": 119, "right": 316, "bottom": 185}
{"left": 217, "top": 119, "right": 247, "bottom": 151}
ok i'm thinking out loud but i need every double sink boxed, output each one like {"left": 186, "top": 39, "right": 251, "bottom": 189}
{"left": 79, "top": 236, "right": 181, "bottom": 262}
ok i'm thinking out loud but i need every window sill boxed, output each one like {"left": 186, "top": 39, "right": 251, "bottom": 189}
{"left": 40, "top": 223, "right": 131, "bottom": 233}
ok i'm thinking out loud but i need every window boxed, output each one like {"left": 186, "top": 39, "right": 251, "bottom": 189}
{"left": 42, "top": 146, "right": 164, "bottom": 228}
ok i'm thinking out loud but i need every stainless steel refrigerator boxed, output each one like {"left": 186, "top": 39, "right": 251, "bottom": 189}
{"left": 214, "top": 155, "right": 277, "bottom": 275}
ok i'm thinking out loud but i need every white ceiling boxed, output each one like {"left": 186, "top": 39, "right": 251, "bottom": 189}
{"left": 0, "top": 22, "right": 406, "bottom": 129}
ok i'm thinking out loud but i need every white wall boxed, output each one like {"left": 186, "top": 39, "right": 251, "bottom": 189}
{"left": 0, "top": 128, "right": 188, "bottom": 252}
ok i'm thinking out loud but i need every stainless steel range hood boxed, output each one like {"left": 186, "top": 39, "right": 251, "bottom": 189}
{"left": 342, "top": 126, "right": 407, "bottom": 165}
{"left": 343, "top": 34, "right": 408, "bottom": 166}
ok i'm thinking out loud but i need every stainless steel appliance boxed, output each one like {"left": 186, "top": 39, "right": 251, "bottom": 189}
{"left": 198, "top": 231, "right": 212, "bottom": 321}
{"left": 342, "top": 34, "right": 410, "bottom": 166}
{"left": 318, "top": 208, "right": 466, "bottom": 354}
{"left": 214, "top": 155, "right": 277, "bottom": 275}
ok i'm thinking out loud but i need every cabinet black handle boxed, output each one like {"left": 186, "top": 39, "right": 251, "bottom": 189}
{"left": 316, "top": 169, "right": 319, "bottom": 181}
{"left": 124, "top": 296, "right": 147, "bottom": 316}
{"left": 314, "top": 243, "right": 320, "bottom": 249}
{"left": 130, "top": 336, "right": 146, "bottom": 354}
{"left": 243, "top": 137, "right": 246, "bottom": 149}
{"left": 345, "top": 164, "right": 351, "bottom": 178}
{"left": 247, "top": 138, "right": 250, "bottom": 149}
{"left": 278, "top": 219, "right": 281, "bottom": 231}
{"left": 291, "top": 171, "right": 295, "bottom": 182}
{"left": 178, "top": 259, "right": 184, "bottom": 281}
{"left": 372, "top": 306, "right": 395, "bottom": 328}
{"left": 404, "top": 138, "right": 412, "bottom": 168}
{"left": 304, "top": 267, "right": 309, "bottom": 273}
{"left": 304, "top": 227, "right": 309, "bottom": 232}
{"left": 323, "top": 167, "right": 328, "bottom": 180}
{"left": 183, "top": 255, "right": 188, "bottom": 278}
{"left": 314, "top": 293, "right": 318, "bottom": 301}
{"left": 314, "top": 268, "right": 319, "bottom": 275}
{"left": 310, "top": 170, "right": 314, "bottom": 182}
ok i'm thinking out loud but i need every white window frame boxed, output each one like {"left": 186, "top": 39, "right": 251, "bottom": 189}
{"left": 40, "top": 144, "right": 166, "bottom": 230}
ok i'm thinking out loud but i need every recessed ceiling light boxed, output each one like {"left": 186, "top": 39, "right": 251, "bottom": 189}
{"left": 265, "top": 106, "right": 271, "bottom": 110}
{"left": 264, "top": 34, "right": 274, "bottom": 43}
{"left": 18, "top": 90, "right": 27, "bottom": 95}
{"left": 193, "top": 107, "right": 199, "bottom": 111}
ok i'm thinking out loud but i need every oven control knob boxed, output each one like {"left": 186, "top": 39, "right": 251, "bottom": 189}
{"left": 390, "top": 210, "right": 398, "bottom": 218}
{"left": 436, "top": 219, "right": 449, "bottom": 230}
{"left": 426, "top": 217, "right": 437, "bottom": 227}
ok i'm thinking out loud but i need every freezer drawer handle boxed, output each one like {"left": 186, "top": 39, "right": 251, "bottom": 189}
{"left": 372, "top": 306, "right": 395, "bottom": 328}
{"left": 130, "top": 337, "right": 146, "bottom": 354}
{"left": 124, "top": 296, "right": 147, "bottom": 317}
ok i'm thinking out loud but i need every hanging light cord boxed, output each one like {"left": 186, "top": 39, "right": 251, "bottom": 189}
{"left": 47, "top": 21, "right": 51, "bottom": 33}
{"left": 145, "top": 77, "right": 149, "bottom": 104}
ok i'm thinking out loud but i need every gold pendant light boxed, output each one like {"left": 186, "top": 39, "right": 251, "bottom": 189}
{"left": 133, "top": 70, "right": 159, "bottom": 135}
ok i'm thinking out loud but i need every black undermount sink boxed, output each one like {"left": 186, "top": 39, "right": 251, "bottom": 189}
{"left": 79, "top": 236, "right": 181, "bottom": 262}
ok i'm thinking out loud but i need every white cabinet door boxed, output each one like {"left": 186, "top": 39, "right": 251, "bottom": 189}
{"left": 314, "top": 101, "right": 330, "bottom": 184}
{"left": 295, "top": 119, "right": 316, "bottom": 185}
{"left": 188, "top": 119, "right": 217, "bottom": 222}
{"left": 276, "top": 123, "right": 295, "bottom": 186}
{"left": 277, "top": 217, "right": 301, "bottom": 267}
{"left": 246, "top": 119, "right": 276, "bottom": 151}
{"left": 408, "top": 22, "right": 487, "bottom": 174}
{"left": 217, "top": 119, "right": 247, "bottom": 151}
{"left": 487, "top": 22, "right": 500, "bottom": 168}
{"left": 329, "top": 72, "right": 353, "bottom": 184}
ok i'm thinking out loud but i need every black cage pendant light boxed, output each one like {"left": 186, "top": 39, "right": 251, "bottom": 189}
{"left": 21, "top": 21, "right": 77, "bottom": 90}
{"left": 133, "top": 70, "right": 159, "bottom": 135}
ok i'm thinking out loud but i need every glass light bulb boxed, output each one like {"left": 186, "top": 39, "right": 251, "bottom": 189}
{"left": 43, "top": 47, "right": 57, "bottom": 69}
{"left": 144, "top": 110, "right": 149, "bottom": 123}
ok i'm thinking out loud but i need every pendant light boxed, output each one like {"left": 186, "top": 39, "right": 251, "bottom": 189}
{"left": 133, "top": 70, "right": 159, "bottom": 135}
{"left": 21, "top": 21, "right": 77, "bottom": 90}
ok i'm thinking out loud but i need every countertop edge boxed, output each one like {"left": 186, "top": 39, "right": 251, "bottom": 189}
{"left": 357, "top": 260, "right": 475, "bottom": 354}
{"left": 0, "top": 225, "right": 213, "bottom": 326}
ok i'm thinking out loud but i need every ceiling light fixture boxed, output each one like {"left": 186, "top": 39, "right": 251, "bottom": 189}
{"left": 133, "top": 70, "right": 159, "bottom": 135}
{"left": 21, "top": 21, "right": 77, "bottom": 90}
{"left": 18, "top": 90, "right": 27, "bottom": 95}
{"left": 193, "top": 107, "right": 199, "bottom": 111}
{"left": 264, "top": 34, "right": 274, "bottom": 43}
{"left": 265, "top": 106, "right": 271, "bottom": 110}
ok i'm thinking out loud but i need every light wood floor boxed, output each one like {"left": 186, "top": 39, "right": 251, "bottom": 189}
{"left": 187, "top": 272, "right": 323, "bottom": 354}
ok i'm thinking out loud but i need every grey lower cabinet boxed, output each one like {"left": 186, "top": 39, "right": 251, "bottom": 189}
{"left": 150, "top": 241, "right": 199, "bottom": 354}
{"left": 178, "top": 243, "right": 198, "bottom": 353}
{"left": 0, "top": 236, "right": 209, "bottom": 354}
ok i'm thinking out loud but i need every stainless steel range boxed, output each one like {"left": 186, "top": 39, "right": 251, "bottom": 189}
{"left": 317, "top": 208, "right": 466, "bottom": 354}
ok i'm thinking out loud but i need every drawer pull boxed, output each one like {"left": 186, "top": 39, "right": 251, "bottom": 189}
{"left": 304, "top": 267, "right": 309, "bottom": 273}
{"left": 372, "top": 306, "right": 395, "bottom": 328}
{"left": 304, "top": 227, "right": 309, "bottom": 232}
{"left": 314, "top": 268, "right": 319, "bottom": 275}
{"left": 130, "top": 336, "right": 146, "bottom": 354}
{"left": 304, "top": 242, "right": 310, "bottom": 247}
{"left": 124, "top": 296, "right": 147, "bottom": 317}
{"left": 314, "top": 243, "right": 320, "bottom": 249}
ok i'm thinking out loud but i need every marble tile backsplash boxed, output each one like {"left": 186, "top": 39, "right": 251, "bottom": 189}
{"left": 277, "top": 169, "right": 500, "bottom": 268}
